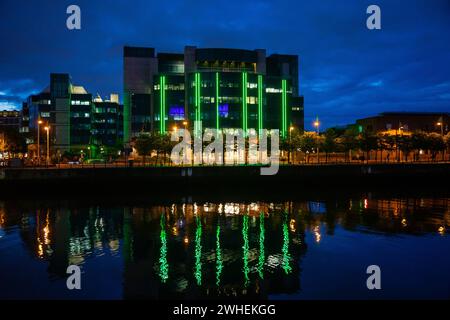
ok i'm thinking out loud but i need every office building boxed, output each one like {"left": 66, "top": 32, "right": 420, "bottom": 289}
{"left": 123, "top": 46, "right": 304, "bottom": 141}
{"left": 24, "top": 73, "right": 123, "bottom": 156}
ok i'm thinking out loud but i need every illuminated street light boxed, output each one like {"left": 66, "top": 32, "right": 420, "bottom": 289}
{"left": 314, "top": 117, "right": 320, "bottom": 163}
{"left": 437, "top": 121, "right": 444, "bottom": 136}
{"left": 44, "top": 126, "right": 50, "bottom": 166}
{"left": 37, "top": 119, "right": 43, "bottom": 166}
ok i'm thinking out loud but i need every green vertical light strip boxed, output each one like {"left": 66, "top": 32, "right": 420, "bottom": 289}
{"left": 242, "top": 214, "right": 250, "bottom": 287}
{"left": 281, "top": 79, "right": 287, "bottom": 138}
{"left": 194, "top": 73, "right": 201, "bottom": 134}
{"left": 160, "top": 76, "right": 166, "bottom": 133}
{"left": 242, "top": 72, "right": 248, "bottom": 133}
{"left": 216, "top": 225, "right": 223, "bottom": 286}
{"left": 258, "top": 75, "right": 263, "bottom": 132}
{"left": 194, "top": 215, "right": 202, "bottom": 286}
{"left": 159, "top": 213, "right": 169, "bottom": 283}
{"left": 258, "top": 212, "right": 265, "bottom": 279}
{"left": 281, "top": 210, "right": 292, "bottom": 275}
{"left": 216, "top": 72, "right": 219, "bottom": 131}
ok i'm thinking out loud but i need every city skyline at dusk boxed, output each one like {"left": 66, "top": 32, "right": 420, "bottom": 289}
{"left": 1, "top": 0, "right": 450, "bottom": 130}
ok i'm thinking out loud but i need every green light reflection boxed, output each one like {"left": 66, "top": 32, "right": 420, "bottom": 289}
{"left": 158, "top": 213, "right": 169, "bottom": 283}
{"left": 258, "top": 212, "right": 265, "bottom": 279}
{"left": 242, "top": 214, "right": 250, "bottom": 287}
{"left": 282, "top": 211, "right": 292, "bottom": 274}
{"left": 194, "top": 215, "right": 202, "bottom": 286}
{"left": 216, "top": 225, "right": 223, "bottom": 286}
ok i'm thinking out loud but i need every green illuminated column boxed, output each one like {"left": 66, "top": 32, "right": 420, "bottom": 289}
{"left": 281, "top": 210, "right": 292, "bottom": 274}
{"left": 242, "top": 214, "right": 250, "bottom": 287}
{"left": 159, "top": 213, "right": 169, "bottom": 283}
{"left": 281, "top": 79, "right": 287, "bottom": 138}
{"left": 242, "top": 72, "right": 248, "bottom": 133}
{"left": 194, "top": 215, "right": 202, "bottom": 286}
{"left": 194, "top": 73, "right": 201, "bottom": 134}
{"left": 216, "top": 72, "right": 220, "bottom": 131}
{"left": 257, "top": 212, "right": 265, "bottom": 279}
{"left": 160, "top": 76, "right": 166, "bottom": 134}
{"left": 258, "top": 75, "right": 263, "bottom": 132}
{"left": 216, "top": 225, "right": 223, "bottom": 286}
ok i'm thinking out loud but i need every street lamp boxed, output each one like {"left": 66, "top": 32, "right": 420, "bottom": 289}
{"left": 289, "top": 126, "right": 294, "bottom": 143}
{"left": 44, "top": 126, "right": 50, "bottom": 166}
{"left": 314, "top": 117, "right": 320, "bottom": 163}
{"left": 437, "top": 122, "right": 444, "bottom": 136}
{"left": 37, "top": 119, "right": 43, "bottom": 166}
{"left": 183, "top": 121, "right": 188, "bottom": 130}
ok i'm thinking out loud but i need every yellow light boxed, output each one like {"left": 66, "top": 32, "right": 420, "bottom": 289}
{"left": 183, "top": 121, "right": 188, "bottom": 126}
{"left": 44, "top": 126, "right": 50, "bottom": 131}
{"left": 438, "top": 226, "right": 445, "bottom": 235}
{"left": 184, "top": 236, "right": 189, "bottom": 244}
{"left": 289, "top": 126, "right": 294, "bottom": 131}
{"left": 173, "top": 126, "right": 178, "bottom": 131}
{"left": 437, "top": 122, "right": 442, "bottom": 126}
{"left": 401, "top": 219, "right": 407, "bottom": 227}
{"left": 289, "top": 219, "right": 296, "bottom": 232}
{"left": 314, "top": 226, "right": 321, "bottom": 243}
{"left": 314, "top": 121, "right": 319, "bottom": 128}
{"left": 38, "top": 120, "right": 43, "bottom": 125}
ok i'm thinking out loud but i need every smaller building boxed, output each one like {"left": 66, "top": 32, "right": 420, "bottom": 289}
{"left": 356, "top": 112, "right": 449, "bottom": 134}
{"left": 0, "top": 110, "right": 21, "bottom": 131}
{"left": 92, "top": 94, "right": 124, "bottom": 147}
{"left": 23, "top": 73, "right": 124, "bottom": 159}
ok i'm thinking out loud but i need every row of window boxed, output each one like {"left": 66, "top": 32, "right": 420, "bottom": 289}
{"left": 71, "top": 100, "right": 91, "bottom": 105}
{"left": 71, "top": 112, "right": 90, "bottom": 118}
{"left": 187, "top": 96, "right": 261, "bottom": 104}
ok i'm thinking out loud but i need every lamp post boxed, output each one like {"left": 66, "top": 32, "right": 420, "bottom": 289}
{"left": 37, "top": 119, "right": 43, "bottom": 166}
{"left": 183, "top": 121, "right": 188, "bottom": 131}
{"left": 314, "top": 117, "right": 320, "bottom": 163}
{"left": 44, "top": 126, "right": 50, "bottom": 166}
{"left": 289, "top": 126, "right": 294, "bottom": 164}
{"left": 437, "top": 121, "right": 444, "bottom": 136}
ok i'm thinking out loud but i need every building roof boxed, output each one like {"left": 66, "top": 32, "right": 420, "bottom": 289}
{"left": 71, "top": 85, "right": 88, "bottom": 94}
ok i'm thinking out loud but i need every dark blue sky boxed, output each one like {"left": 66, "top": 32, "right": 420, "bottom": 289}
{"left": 1, "top": 0, "right": 449, "bottom": 130}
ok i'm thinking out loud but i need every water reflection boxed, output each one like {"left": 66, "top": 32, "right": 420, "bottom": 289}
{"left": 0, "top": 196, "right": 449, "bottom": 299}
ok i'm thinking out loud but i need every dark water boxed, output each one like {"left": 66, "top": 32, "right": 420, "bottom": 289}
{"left": 0, "top": 193, "right": 449, "bottom": 300}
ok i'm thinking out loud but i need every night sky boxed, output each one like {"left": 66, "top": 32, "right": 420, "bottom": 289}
{"left": 1, "top": 0, "right": 449, "bottom": 130}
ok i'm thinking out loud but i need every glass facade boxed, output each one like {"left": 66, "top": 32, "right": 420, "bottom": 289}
{"left": 148, "top": 47, "right": 302, "bottom": 135}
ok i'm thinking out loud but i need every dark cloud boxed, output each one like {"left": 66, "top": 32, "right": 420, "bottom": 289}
{"left": 0, "top": 0, "right": 449, "bottom": 129}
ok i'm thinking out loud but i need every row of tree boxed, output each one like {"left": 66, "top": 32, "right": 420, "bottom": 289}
{"left": 134, "top": 129, "right": 450, "bottom": 165}
{"left": 281, "top": 129, "right": 450, "bottom": 163}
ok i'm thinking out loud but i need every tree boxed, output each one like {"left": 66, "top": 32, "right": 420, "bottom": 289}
{"left": 0, "top": 128, "right": 27, "bottom": 156}
{"left": 426, "top": 132, "right": 445, "bottom": 161}
{"left": 357, "top": 132, "right": 378, "bottom": 163}
{"left": 299, "top": 132, "right": 317, "bottom": 163}
{"left": 339, "top": 129, "right": 358, "bottom": 162}
{"left": 411, "top": 131, "right": 428, "bottom": 161}
{"left": 397, "top": 134, "right": 414, "bottom": 162}
{"left": 322, "top": 129, "right": 338, "bottom": 163}
{"left": 135, "top": 133, "right": 153, "bottom": 165}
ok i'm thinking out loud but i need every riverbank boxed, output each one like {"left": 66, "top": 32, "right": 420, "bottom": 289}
{"left": 1, "top": 163, "right": 449, "bottom": 196}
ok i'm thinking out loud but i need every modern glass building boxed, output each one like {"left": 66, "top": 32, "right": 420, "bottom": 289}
{"left": 24, "top": 74, "right": 123, "bottom": 157}
{"left": 124, "top": 46, "right": 304, "bottom": 141}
